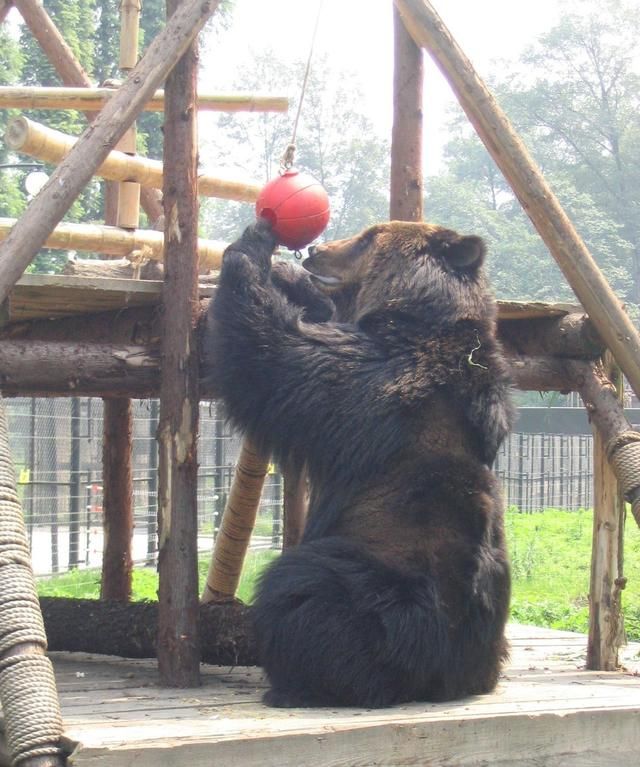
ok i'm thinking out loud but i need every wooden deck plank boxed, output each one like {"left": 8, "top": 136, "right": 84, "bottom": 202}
{"left": 2, "top": 274, "right": 580, "bottom": 325}
{"left": 9, "top": 625, "right": 633, "bottom": 766}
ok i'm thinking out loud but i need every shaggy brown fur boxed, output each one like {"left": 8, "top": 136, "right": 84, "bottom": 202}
{"left": 203, "top": 220, "right": 514, "bottom": 707}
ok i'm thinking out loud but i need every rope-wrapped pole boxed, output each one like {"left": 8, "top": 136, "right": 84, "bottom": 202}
{"left": 0, "top": 394, "right": 65, "bottom": 766}
{"left": 201, "top": 438, "right": 269, "bottom": 602}
{"left": 569, "top": 359, "right": 640, "bottom": 528}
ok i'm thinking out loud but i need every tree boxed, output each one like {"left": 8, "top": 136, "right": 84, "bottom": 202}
{"left": 431, "top": 0, "right": 640, "bottom": 315}
{"left": 199, "top": 49, "right": 389, "bottom": 247}
{"left": 498, "top": 0, "right": 640, "bottom": 312}
{"left": 0, "top": 26, "right": 26, "bottom": 220}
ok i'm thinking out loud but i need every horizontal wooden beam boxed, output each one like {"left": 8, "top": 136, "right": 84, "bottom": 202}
{"left": 0, "top": 86, "right": 288, "bottom": 113}
{"left": 0, "top": 347, "right": 582, "bottom": 397}
{"left": 499, "top": 313, "right": 604, "bottom": 360}
{"left": 0, "top": 217, "right": 225, "bottom": 270}
{"left": 5, "top": 116, "right": 261, "bottom": 201}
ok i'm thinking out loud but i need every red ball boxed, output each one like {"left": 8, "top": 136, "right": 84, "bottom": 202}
{"left": 256, "top": 169, "right": 330, "bottom": 250}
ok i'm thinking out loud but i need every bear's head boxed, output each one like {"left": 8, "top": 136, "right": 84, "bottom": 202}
{"left": 302, "top": 221, "right": 495, "bottom": 327}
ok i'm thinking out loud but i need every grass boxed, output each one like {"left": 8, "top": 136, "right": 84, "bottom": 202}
{"left": 36, "top": 509, "right": 640, "bottom": 642}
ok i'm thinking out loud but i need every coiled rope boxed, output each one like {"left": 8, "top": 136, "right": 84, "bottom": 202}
{"left": 0, "top": 395, "right": 65, "bottom": 766}
{"left": 606, "top": 430, "right": 640, "bottom": 527}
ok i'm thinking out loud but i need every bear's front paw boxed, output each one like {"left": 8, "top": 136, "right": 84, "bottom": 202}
{"left": 223, "top": 220, "right": 277, "bottom": 282}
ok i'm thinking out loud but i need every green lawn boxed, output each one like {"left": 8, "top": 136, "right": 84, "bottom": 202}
{"left": 36, "top": 509, "right": 640, "bottom": 641}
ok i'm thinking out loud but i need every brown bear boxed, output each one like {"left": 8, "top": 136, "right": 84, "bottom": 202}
{"left": 203, "top": 219, "right": 514, "bottom": 708}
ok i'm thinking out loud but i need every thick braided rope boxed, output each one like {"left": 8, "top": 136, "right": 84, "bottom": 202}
{"left": 0, "top": 396, "right": 65, "bottom": 764}
{"left": 606, "top": 430, "right": 640, "bottom": 526}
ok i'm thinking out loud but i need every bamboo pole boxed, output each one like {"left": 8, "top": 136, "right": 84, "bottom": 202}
{"left": 0, "top": 217, "right": 225, "bottom": 269}
{"left": 4, "top": 116, "right": 261, "bottom": 202}
{"left": 201, "top": 439, "right": 269, "bottom": 602}
{"left": 12, "top": 0, "right": 163, "bottom": 226}
{"left": 0, "top": 0, "right": 221, "bottom": 305}
{"left": 0, "top": 86, "right": 289, "bottom": 113}
{"left": 394, "top": 0, "right": 640, "bottom": 402}
{"left": 119, "top": 0, "right": 141, "bottom": 70}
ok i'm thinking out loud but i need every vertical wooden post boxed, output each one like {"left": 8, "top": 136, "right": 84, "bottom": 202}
{"left": 282, "top": 461, "right": 308, "bottom": 548}
{"left": 100, "top": 398, "right": 134, "bottom": 600}
{"left": 99, "top": 2, "right": 139, "bottom": 603}
{"left": 156, "top": 0, "right": 201, "bottom": 686}
{"left": 390, "top": 2, "right": 423, "bottom": 222}
{"left": 587, "top": 359, "right": 626, "bottom": 670}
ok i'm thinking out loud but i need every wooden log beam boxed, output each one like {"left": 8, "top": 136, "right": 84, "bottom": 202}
{"left": 4, "top": 116, "right": 261, "bottom": 202}
{"left": 585, "top": 358, "right": 626, "bottom": 671}
{"left": 0, "top": 86, "right": 289, "bottom": 113}
{"left": 0, "top": 216, "right": 226, "bottom": 270}
{"left": 390, "top": 4, "right": 423, "bottom": 220}
{"left": 394, "top": 0, "right": 640, "bottom": 402}
{"left": 499, "top": 314, "right": 604, "bottom": 360}
{"left": 0, "top": 0, "right": 221, "bottom": 305}
{"left": 156, "top": 0, "right": 201, "bottom": 686}
{"left": 40, "top": 597, "right": 257, "bottom": 666}
{"left": 100, "top": 399, "right": 134, "bottom": 601}
{"left": 0, "top": 337, "right": 581, "bottom": 398}
{"left": 0, "top": 339, "right": 160, "bottom": 397}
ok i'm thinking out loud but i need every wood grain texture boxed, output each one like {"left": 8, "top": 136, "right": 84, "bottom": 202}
{"left": 4, "top": 626, "right": 636, "bottom": 767}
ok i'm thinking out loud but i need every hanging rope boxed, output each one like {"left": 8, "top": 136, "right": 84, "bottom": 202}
{"left": 0, "top": 395, "right": 65, "bottom": 766}
{"left": 280, "top": 0, "right": 325, "bottom": 171}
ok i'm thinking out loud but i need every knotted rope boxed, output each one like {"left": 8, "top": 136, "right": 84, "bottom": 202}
{"left": 606, "top": 430, "right": 640, "bottom": 527}
{"left": 0, "top": 395, "right": 65, "bottom": 766}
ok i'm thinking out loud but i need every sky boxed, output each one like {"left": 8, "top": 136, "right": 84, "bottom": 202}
{"left": 200, "top": 0, "right": 561, "bottom": 174}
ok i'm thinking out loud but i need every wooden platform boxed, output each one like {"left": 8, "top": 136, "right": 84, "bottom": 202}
{"left": 1, "top": 273, "right": 580, "bottom": 326}
{"left": 9, "top": 625, "right": 635, "bottom": 767}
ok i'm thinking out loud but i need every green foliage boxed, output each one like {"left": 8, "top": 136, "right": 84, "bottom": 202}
{"left": 37, "top": 549, "right": 278, "bottom": 604}
{"left": 506, "top": 507, "right": 640, "bottom": 640}
{"left": 36, "top": 510, "right": 640, "bottom": 643}
{"left": 435, "top": 0, "right": 640, "bottom": 313}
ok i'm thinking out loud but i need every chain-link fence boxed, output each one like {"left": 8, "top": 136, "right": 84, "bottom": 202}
{"left": 6, "top": 398, "right": 283, "bottom": 579}
{"left": 5, "top": 398, "right": 624, "bottom": 584}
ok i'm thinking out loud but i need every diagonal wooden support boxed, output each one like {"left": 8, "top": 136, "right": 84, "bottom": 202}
{"left": 394, "top": 0, "right": 640, "bottom": 402}
{"left": 0, "top": 0, "right": 221, "bottom": 304}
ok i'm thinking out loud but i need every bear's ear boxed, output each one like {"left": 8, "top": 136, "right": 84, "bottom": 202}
{"left": 430, "top": 234, "right": 486, "bottom": 271}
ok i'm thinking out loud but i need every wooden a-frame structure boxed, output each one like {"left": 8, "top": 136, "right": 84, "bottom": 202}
{"left": 0, "top": 0, "right": 639, "bottom": 764}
